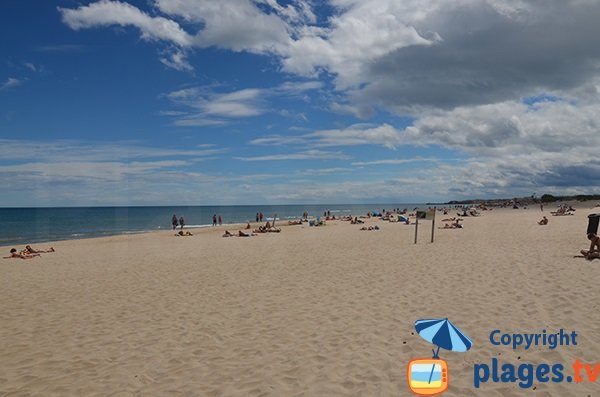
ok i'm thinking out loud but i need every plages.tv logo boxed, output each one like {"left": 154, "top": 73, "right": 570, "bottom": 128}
{"left": 407, "top": 318, "right": 473, "bottom": 396}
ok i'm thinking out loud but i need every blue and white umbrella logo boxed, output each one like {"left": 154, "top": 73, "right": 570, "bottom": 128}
{"left": 414, "top": 318, "right": 472, "bottom": 386}
{"left": 415, "top": 318, "right": 472, "bottom": 358}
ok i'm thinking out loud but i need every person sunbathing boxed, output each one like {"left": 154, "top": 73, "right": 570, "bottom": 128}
{"left": 360, "top": 225, "right": 380, "bottom": 231}
{"left": 175, "top": 230, "right": 193, "bottom": 236}
{"left": 288, "top": 220, "right": 303, "bottom": 225}
{"left": 538, "top": 216, "right": 548, "bottom": 225}
{"left": 579, "top": 233, "right": 600, "bottom": 259}
{"left": 254, "top": 221, "right": 281, "bottom": 233}
{"left": 440, "top": 220, "right": 463, "bottom": 229}
{"left": 223, "top": 230, "right": 256, "bottom": 237}
{"left": 580, "top": 250, "right": 600, "bottom": 260}
{"left": 24, "top": 245, "right": 55, "bottom": 253}
{"left": 4, "top": 248, "right": 38, "bottom": 259}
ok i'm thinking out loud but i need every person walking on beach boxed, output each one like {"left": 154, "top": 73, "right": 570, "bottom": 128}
{"left": 179, "top": 216, "right": 185, "bottom": 229}
{"left": 218, "top": 215, "right": 222, "bottom": 226}
{"left": 172, "top": 214, "right": 178, "bottom": 230}
{"left": 212, "top": 214, "right": 217, "bottom": 227}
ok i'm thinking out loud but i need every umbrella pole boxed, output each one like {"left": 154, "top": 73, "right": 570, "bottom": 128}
{"left": 427, "top": 346, "right": 441, "bottom": 384}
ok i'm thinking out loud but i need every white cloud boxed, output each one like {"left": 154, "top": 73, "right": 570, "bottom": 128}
{"left": 0, "top": 139, "right": 224, "bottom": 162}
{"left": 23, "top": 63, "right": 37, "bottom": 72}
{"left": 0, "top": 78, "right": 23, "bottom": 91}
{"left": 250, "top": 123, "right": 405, "bottom": 148}
{"left": 282, "top": 0, "right": 437, "bottom": 88}
{"left": 352, "top": 157, "right": 438, "bottom": 166}
{"left": 163, "top": 80, "right": 321, "bottom": 126}
{"left": 60, "top": 1, "right": 193, "bottom": 46}
{"left": 310, "top": 123, "right": 404, "bottom": 148}
{"left": 299, "top": 167, "right": 354, "bottom": 175}
{"left": 164, "top": 86, "right": 266, "bottom": 126}
{"left": 235, "top": 149, "right": 349, "bottom": 161}
{"left": 59, "top": 0, "right": 600, "bottom": 113}
{"left": 159, "top": 47, "right": 193, "bottom": 72}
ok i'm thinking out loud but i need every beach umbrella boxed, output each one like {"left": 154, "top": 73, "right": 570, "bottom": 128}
{"left": 415, "top": 318, "right": 472, "bottom": 384}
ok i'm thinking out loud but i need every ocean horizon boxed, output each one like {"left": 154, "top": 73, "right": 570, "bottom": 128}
{"left": 0, "top": 203, "right": 431, "bottom": 246}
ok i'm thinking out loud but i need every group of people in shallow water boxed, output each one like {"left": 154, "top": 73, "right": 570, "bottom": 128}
{"left": 4, "top": 245, "right": 55, "bottom": 260}
{"left": 172, "top": 214, "right": 185, "bottom": 230}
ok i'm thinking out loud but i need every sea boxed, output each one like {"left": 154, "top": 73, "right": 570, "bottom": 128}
{"left": 0, "top": 204, "right": 429, "bottom": 246}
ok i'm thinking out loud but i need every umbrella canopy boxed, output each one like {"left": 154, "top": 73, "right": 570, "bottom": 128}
{"left": 415, "top": 318, "right": 472, "bottom": 354}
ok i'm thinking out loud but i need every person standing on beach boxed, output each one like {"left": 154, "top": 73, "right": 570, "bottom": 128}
{"left": 212, "top": 214, "right": 217, "bottom": 227}
{"left": 179, "top": 216, "right": 185, "bottom": 229}
{"left": 256, "top": 212, "right": 259, "bottom": 222}
{"left": 218, "top": 215, "right": 222, "bottom": 226}
{"left": 540, "top": 203, "right": 544, "bottom": 212}
{"left": 259, "top": 212, "right": 263, "bottom": 222}
{"left": 172, "top": 214, "right": 178, "bottom": 230}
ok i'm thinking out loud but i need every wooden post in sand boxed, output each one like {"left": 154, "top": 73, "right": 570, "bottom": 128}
{"left": 430, "top": 207, "right": 436, "bottom": 243}
{"left": 415, "top": 210, "right": 436, "bottom": 244}
{"left": 414, "top": 217, "right": 419, "bottom": 244}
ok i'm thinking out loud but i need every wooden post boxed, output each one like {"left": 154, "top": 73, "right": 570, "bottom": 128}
{"left": 414, "top": 217, "right": 419, "bottom": 244}
{"left": 431, "top": 207, "right": 436, "bottom": 243}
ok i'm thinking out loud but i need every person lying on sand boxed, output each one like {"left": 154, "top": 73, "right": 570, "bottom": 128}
{"left": 578, "top": 233, "right": 600, "bottom": 259}
{"left": 253, "top": 221, "right": 282, "bottom": 233}
{"left": 223, "top": 230, "right": 257, "bottom": 237}
{"left": 580, "top": 250, "right": 600, "bottom": 260}
{"left": 440, "top": 220, "right": 463, "bottom": 229}
{"left": 360, "top": 225, "right": 380, "bottom": 231}
{"left": 175, "top": 230, "right": 193, "bottom": 236}
{"left": 4, "top": 248, "right": 39, "bottom": 259}
{"left": 288, "top": 220, "right": 303, "bottom": 225}
{"left": 24, "top": 245, "right": 55, "bottom": 253}
{"left": 538, "top": 216, "right": 548, "bottom": 225}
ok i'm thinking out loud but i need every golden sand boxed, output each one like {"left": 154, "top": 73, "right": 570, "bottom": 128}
{"left": 1, "top": 205, "right": 599, "bottom": 396}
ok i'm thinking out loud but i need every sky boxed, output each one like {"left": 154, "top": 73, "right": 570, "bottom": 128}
{"left": 1, "top": 0, "right": 600, "bottom": 206}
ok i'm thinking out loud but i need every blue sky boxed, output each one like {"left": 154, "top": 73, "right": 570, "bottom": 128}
{"left": 2, "top": 0, "right": 600, "bottom": 206}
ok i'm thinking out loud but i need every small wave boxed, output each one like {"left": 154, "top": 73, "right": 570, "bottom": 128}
{"left": 184, "top": 224, "right": 213, "bottom": 229}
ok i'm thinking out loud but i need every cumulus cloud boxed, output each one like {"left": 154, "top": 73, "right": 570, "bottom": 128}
{"left": 56, "top": 0, "right": 600, "bottom": 199}
{"left": 60, "top": 1, "right": 193, "bottom": 46}
{"left": 60, "top": 0, "right": 600, "bottom": 113}
{"left": 353, "top": 0, "right": 600, "bottom": 113}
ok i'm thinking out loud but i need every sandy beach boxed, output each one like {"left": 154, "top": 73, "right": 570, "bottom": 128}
{"left": 2, "top": 204, "right": 600, "bottom": 396}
